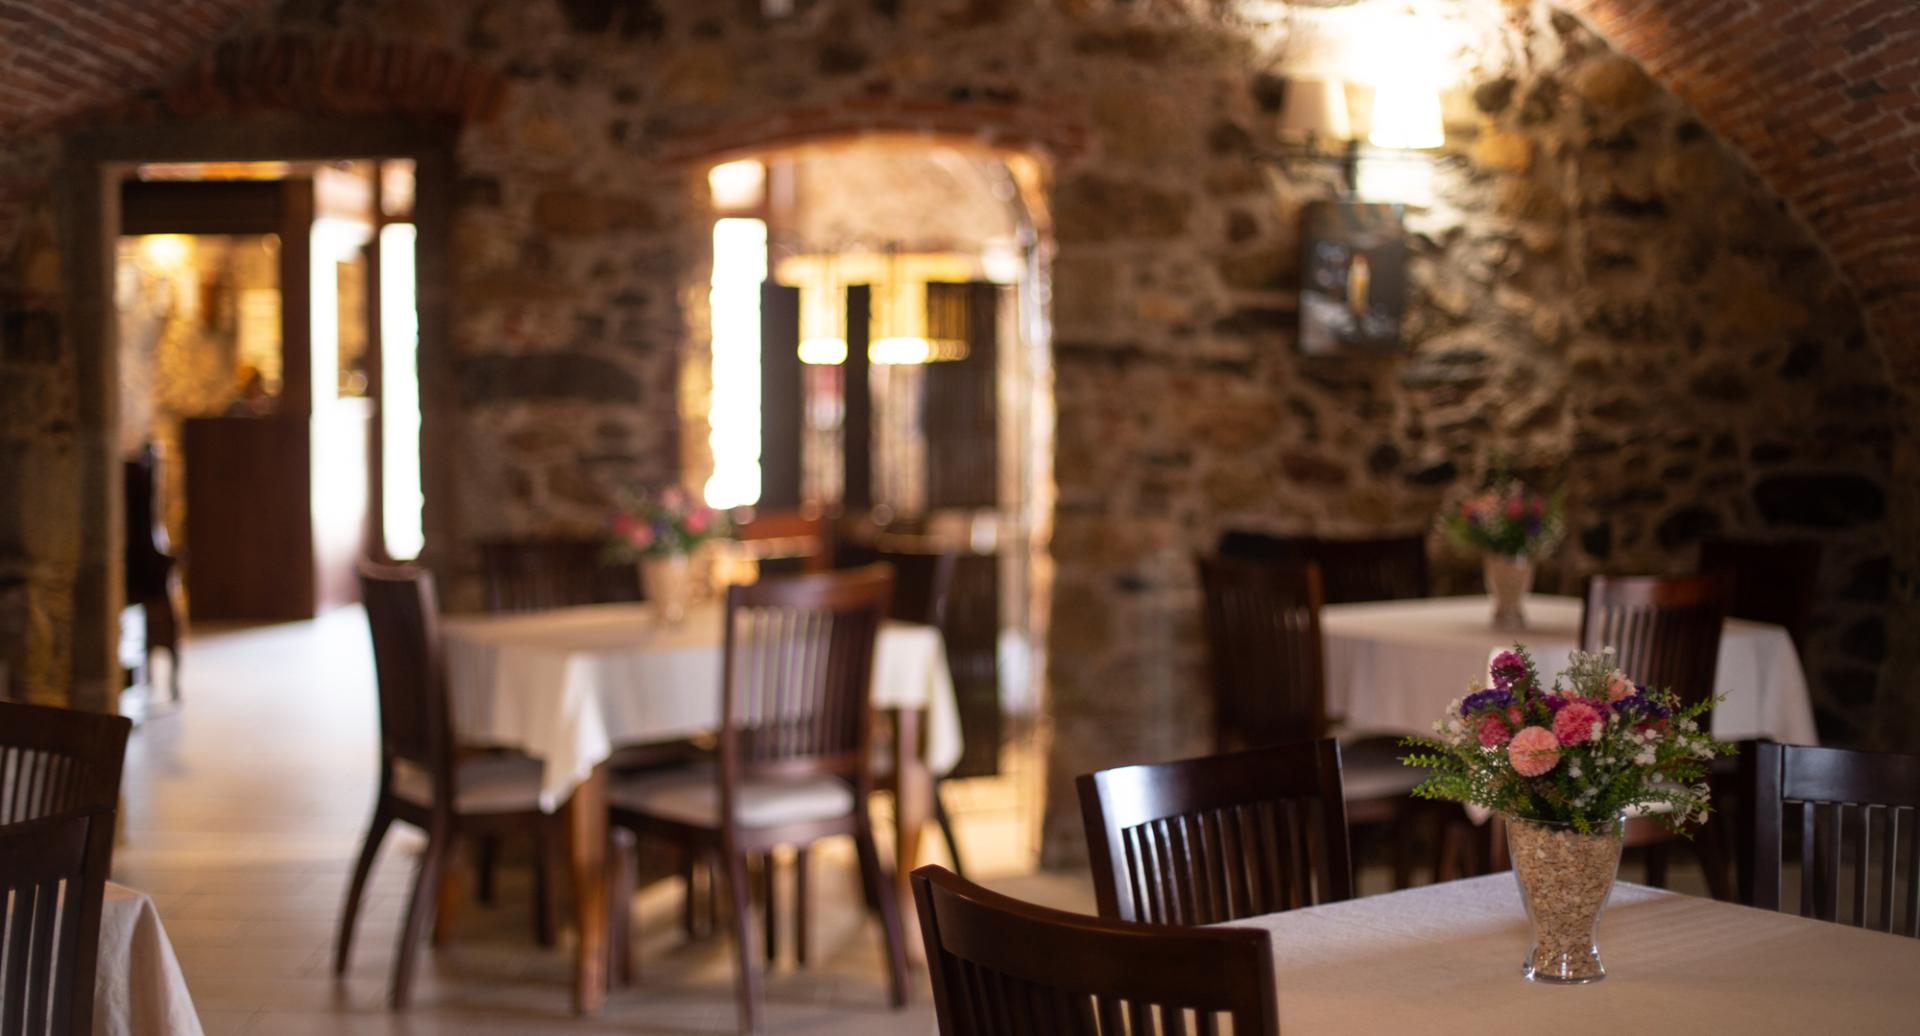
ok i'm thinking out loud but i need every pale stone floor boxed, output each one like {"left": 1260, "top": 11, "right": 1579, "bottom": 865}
{"left": 115, "top": 609, "right": 1087, "bottom": 1035}
{"left": 115, "top": 609, "right": 1716, "bottom": 1035}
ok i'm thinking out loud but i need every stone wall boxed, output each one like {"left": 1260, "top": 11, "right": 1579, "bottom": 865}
{"left": 0, "top": 1, "right": 1906, "bottom": 866}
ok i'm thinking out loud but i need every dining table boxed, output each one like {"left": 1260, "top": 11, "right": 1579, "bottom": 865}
{"left": 1322, "top": 594, "right": 1818, "bottom": 745}
{"left": 439, "top": 600, "right": 961, "bottom": 1014}
{"left": 94, "top": 882, "right": 203, "bottom": 1036}
{"left": 1224, "top": 874, "right": 1920, "bottom": 1032}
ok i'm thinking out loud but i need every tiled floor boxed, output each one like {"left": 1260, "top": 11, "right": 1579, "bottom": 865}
{"left": 116, "top": 609, "right": 1088, "bottom": 1035}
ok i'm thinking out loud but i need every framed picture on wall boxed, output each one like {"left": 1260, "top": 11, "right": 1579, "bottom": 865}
{"left": 1298, "top": 200, "right": 1409, "bottom": 356}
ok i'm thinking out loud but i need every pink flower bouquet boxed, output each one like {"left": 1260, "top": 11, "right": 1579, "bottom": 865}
{"left": 604, "top": 485, "right": 729, "bottom": 562}
{"left": 1401, "top": 646, "right": 1730, "bottom": 833}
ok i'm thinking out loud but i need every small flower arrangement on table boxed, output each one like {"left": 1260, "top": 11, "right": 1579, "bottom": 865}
{"left": 1401, "top": 645, "right": 1731, "bottom": 983}
{"left": 1438, "top": 477, "right": 1565, "bottom": 630}
{"left": 604, "top": 486, "right": 728, "bottom": 623}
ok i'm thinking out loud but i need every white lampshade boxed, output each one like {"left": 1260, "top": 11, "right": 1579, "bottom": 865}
{"left": 1369, "top": 78, "right": 1445, "bottom": 150}
{"left": 1278, "top": 77, "right": 1352, "bottom": 143}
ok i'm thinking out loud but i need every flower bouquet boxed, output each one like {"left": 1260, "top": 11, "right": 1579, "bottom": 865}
{"left": 1439, "top": 478, "right": 1564, "bottom": 630}
{"left": 1401, "top": 646, "right": 1730, "bottom": 983}
{"left": 605, "top": 486, "right": 728, "bottom": 622}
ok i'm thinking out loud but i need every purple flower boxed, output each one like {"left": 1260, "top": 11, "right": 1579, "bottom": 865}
{"left": 1610, "top": 692, "right": 1671, "bottom": 721}
{"left": 1490, "top": 650, "right": 1528, "bottom": 690}
{"left": 1461, "top": 688, "right": 1515, "bottom": 715}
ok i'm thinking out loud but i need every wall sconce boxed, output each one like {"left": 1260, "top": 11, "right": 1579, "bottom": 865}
{"left": 1274, "top": 77, "right": 1360, "bottom": 192}
{"left": 1368, "top": 79, "right": 1445, "bottom": 151}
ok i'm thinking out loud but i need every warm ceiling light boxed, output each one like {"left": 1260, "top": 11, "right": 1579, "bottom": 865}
{"left": 1370, "top": 79, "right": 1445, "bottom": 149}
{"left": 870, "top": 337, "right": 969, "bottom": 365}
{"left": 1279, "top": 78, "right": 1352, "bottom": 144}
{"left": 707, "top": 160, "right": 767, "bottom": 211}
{"left": 798, "top": 337, "right": 848, "bottom": 365}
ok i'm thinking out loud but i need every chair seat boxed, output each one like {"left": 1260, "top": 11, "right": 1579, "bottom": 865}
{"left": 610, "top": 765, "right": 857, "bottom": 830}
{"left": 1338, "top": 736, "right": 1425, "bottom": 801}
{"left": 393, "top": 755, "right": 544, "bottom": 815}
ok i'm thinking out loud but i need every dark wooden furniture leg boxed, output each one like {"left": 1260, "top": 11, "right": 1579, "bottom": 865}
{"left": 569, "top": 764, "right": 609, "bottom": 1016}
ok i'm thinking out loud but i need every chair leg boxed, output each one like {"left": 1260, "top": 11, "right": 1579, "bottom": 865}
{"left": 762, "top": 852, "right": 779, "bottom": 966}
{"left": 1644, "top": 842, "right": 1671, "bottom": 888}
{"left": 475, "top": 836, "right": 498, "bottom": 905}
{"left": 720, "top": 844, "right": 763, "bottom": 1033}
{"left": 853, "top": 819, "right": 909, "bottom": 1009}
{"left": 391, "top": 821, "right": 453, "bottom": 1010}
{"left": 533, "top": 821, "right": 565, "bottom": 948}
{"left": 793, "top": 848, "right": 809, "bottom": 968}
{"left": 933, "top": 788, "right": 966, "bottom": 880}
{"left": 431, "top": 837, "right": 467, "bottom": 947}
{"left": 334, "top": 804, "right": 393, "bottom": 976}
{"left": 608, "top": 830, "right": 637, "bottom": 988}
{"left": 680, "top": 847, "right": 700, "bottom": 938}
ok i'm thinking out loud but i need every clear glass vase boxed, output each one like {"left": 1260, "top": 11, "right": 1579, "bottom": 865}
{"left": 1506, "top": 815, "right": 1623, "bottom": 983}
{"left": 641, "top": 554, "right": 691, "bottom": 625}
{"left": 1483, "top": 554, "right": 1533, "bottom": 631}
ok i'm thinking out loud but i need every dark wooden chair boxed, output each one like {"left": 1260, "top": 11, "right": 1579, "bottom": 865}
{"left": 1216, "top": 530, "right": 1430, "bottom": 604}
{"left": 911, "top": 864, "right": 1280, "bottom": 1036}
{"left": 1078, "top": 740, "right": 1354, "bottom": 924}
{"left": 608, "top": 565, "right": 909, "bottom": 1033}
{"left": 729, "top": 508, "right": 832, "bottom": 576}
{"left": 335, "top": 562, "right": 564, "bottom": 1009}
{"left": 124, "top": 444, "right": 183, "bottom": 701}
{"left": 477, "top": 537, "right": 641, "bottom": 613}
{"left": 1196, "top": 554, "right": 1424, "bottom": 887}
{"left": 1744, "top": 742, "right": 1920, "bottom": 937}
{"left": 1699, "top": 536, "right": 1822, "bottom": 653}
{"left": 0, "top": 700, "right": 132, "bottom": 1036}
{"left": 1580, "top": 572, "right": 1735, "bottom": 897}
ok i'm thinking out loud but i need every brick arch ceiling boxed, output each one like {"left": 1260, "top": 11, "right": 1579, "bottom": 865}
{"left": 1559, "top": 0, "right": 1920, "bottom": 387}
{"left": 3, "top": 0, "right": 1914, "bottom": 376}
{"left": 0, "top": 0, "right": 264, "bottom": 134}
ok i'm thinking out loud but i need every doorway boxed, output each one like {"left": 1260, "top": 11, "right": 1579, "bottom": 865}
{"left": 62, "top": 121, "right": 454, "bottom": 712}
{"left": 698, "top": 137, "right": 1055, "bottom": 801}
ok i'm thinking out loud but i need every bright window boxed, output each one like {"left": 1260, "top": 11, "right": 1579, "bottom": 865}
{"left": 705, "top": 217, "right": 767, "bottom": 509}
{"left": 380, "top": 223, "right": 425, "bottom": 560}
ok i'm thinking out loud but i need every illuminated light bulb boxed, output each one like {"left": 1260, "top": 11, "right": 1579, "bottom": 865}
{"left": 797, "top": 337, "right": 848, "bottom": 365}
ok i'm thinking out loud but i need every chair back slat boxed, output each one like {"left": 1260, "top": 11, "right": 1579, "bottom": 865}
{"left": 912, "top": 866, "right": 1280, "bottom": 1036}
{"left": 1079, "top": 739, "right": 1353, "bottom": 925}
{"left": 1746, "top": 742, "right": 1920, "bottom": 938}
{"left": 0, "top": 702, "right": 130, "bottom": 1036}
{"left": 358, "top": 563, "right": 453, "bottom": 788}
{"left": 478, "top": 538, "right": 640, "bottom": 613}
{"left": 1698, "top": 536, "right": 1821, "bottom": 652}
{"left": 721, "top": 566, "right": 890, "bottom": 781}
{"left": 1578, "top": 574, "right": 1730, "bottom": 711}
{"left": 1196, "top": 556, "right": 1326, "bottom": 751}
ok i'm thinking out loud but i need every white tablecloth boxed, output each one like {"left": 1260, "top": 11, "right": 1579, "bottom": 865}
{"left": 442, "top": 603, "right": 962, "bottom": 811}
{"left": 95, "top": 883, "right": 202, "bottom": 1036}
{"left": 1324, "top": 594, "right": 1818, "bottom": 745}
{"left": 1226, "top": 875, "right": 1919, "bottom": 1033}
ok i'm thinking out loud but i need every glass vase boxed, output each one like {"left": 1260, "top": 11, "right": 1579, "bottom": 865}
{"left": 1506, "top": 815, "right": 1623, "bottom": 984}
{"left": 641, "top": 553, "right": 691, "bottom": 626}
{"left": 1483, "top": 554, "right": 1533, "bottom": 631}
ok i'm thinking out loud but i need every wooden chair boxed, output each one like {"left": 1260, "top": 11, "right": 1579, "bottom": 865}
{"left": 1216, "top": 531, "right": 1430, "bottom": 604}
{"left": 1580, "top": 573, "right": 1735, "bottom": 897}
{"left": 0, "top": 701, "right": 132, "bottom": 1036}
{"left": 1078, "top": 740, "right": 1354, "bottom": 924}
{"left": 1744, "top": 742, "right": 1920, "bottom": 937}
{"left": 477, "top": 537, "right": 641, "bottom": 613}
{"left": 1698, "top": 536, "right": 1822, "bottom": 653}
{"left": 1196, "top": 555, "right": 1424, "bottom": 886}
{"left": 729, "top": 508, "right": 831, "bottom": 576}
{"left": 335, "top": 562, "right": 564, "bottom": 1009}
{"left": 608, "top": 565, "right": 909, "bottom": 1033}
{"left": 124, "top": 444, "right": 183, "bottom": 701}
{"left": 911, "top": 865, "right": 1280, "bottom": 1036}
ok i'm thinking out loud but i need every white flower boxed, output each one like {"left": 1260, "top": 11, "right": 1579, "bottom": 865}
{"left": 1681, "top": 719, "right": 1698, "bottom": 732}
{"left": 1635, "top": 750, "right": 1657, "bottom": 766}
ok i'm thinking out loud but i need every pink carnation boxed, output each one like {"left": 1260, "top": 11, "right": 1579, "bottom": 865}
{"left": 1477, "top": 714, "right": 1513, "bottom": 747}
{"left": 1605, "top": 669, "right": 1635, "bottom": 702}
{"left": 684, "top": 509, "right": 712, "bottom": 534}
{"left": 1552, "top": 700, "right": 1602, "bottom": 745}
{"left": 1508, "top": 726, "right": 1561, "bottom": 777}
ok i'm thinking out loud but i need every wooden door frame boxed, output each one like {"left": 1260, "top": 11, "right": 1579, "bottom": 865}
{"left": 61, "top": 117, "right": 457, "bottom": 712}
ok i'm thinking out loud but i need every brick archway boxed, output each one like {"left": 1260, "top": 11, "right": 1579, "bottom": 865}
{"left": 1560, "top": 0, "right": 1920, "bottom": 747}
{"left": 655, "top": 96, "right": 1091, "bottom": 171}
